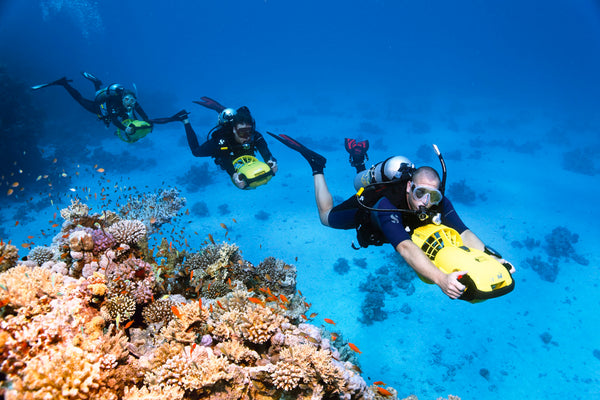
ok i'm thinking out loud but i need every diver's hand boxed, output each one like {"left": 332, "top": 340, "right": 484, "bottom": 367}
{"left": 267, "top": 159, "right": 278, "bottom": 174}
{"left": 232, "top": 173, "right": 247, "bottom": 189}
{"left": 441, "top": 271, "right": 467, "bottom": 299}
{"left": 499, "top": 259, "right": 516, "bottom": 274}
{"left": 125, "top": 125, "right": 136, "bottom": 135}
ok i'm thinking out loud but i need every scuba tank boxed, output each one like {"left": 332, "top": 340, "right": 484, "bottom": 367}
{"left": 353, "top": 155, "right": 414, "bottom": 191}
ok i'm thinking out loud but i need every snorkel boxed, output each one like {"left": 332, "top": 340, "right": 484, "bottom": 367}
{"left": 432, "top": 144, "right": 447, "bottom": 196}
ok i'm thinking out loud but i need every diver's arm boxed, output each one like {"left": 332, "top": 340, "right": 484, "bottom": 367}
{"left": 460, "top": 229, "right": 485, "bottom": 251}
{"left": 461, "top": 229, "right": 516, "bottom": 273}
{"left": 135, "top": 103, "right": 150, "bottom": 121}
{"left": 111, "top": 116, "right": 128, "bottom": 131}
{"left": 396, "top": 239, "right": 466, "bottom": 299}
{"left": 185, "top": 124, "right": 215, "bottom": 157}
{"left": 254, "top": 132, "right": 275, "bottom": 162}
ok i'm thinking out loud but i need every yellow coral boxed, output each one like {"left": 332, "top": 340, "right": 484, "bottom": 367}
{"left": 240, "top": 304, "right": 286, "bottom": 344}
{"left": 0, "top": 264, "right": 64, "bottom": 308}
{"left": 144, "top": 345, "right": 234, "bottom": 391}
{"left": 7, "top": 344, "right": 119, "bottom": 400}
{"left": 216, "top": 339, "right": 260, "bottom": 364}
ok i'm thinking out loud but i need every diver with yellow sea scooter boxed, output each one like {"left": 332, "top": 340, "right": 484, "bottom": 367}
{"left": 172, "top": 97, "right": 277, "bottom": 190}
{"left": 268, "top": 132, "right": 515, "bottom": 302}
{"left": 32, "top": 72, "right": 187, "bottom": 143}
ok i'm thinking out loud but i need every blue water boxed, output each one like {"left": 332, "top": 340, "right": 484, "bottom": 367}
{"left": 1, "top": 1, "right": 600, "bottom": 399}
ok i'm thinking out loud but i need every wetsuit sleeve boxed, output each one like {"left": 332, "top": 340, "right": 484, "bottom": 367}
{"left": 373, "top": 197, "right": 411, "bottom": 248}
{"left": 186, "top": 124, "right": 217, "bottom": 157}
{"left": 134, "top": 103, "right": 150, "bottom": 122}
{"left": 111, "top": 116, "right": 128, "bottom": 131}
{"left": 440, "top": 197, "right": 468, "bottom": 234}
{"left": 254, "top": 132, "right": 276, "bottom": 162}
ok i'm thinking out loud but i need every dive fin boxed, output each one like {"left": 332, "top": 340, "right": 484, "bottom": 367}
{"left": 266, "top": 132, "right": 326, "bottom": 174}
{"left": 192, "top": 96, "right": 227, "bottom": 113}
{"left": 31, "top": 77, "right": 72, "bottom": 90}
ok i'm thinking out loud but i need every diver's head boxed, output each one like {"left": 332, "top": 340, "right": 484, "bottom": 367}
{"left": 406, "top": 166, "right": 442, "bottom": 210}
{"left": 232, "top": 106, "right": 255, "bottom": 144}
{"left": 122, "top": 90, "right": 137, "bottom": 111}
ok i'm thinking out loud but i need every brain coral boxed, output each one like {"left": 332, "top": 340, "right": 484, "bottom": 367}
{"left": 108, "top": 220, "right": 147, "bottom": 244}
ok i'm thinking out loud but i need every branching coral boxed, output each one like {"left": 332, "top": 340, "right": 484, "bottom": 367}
{"left": 108, "top": 220, "right": 147, "bottom": 245}
{"left": 59, "top": 198, "right": 90, "bottom": 222}
{"left": 0, "top": 202, "right": 413, "bottom": 400}
{"left": 27, "top": 246, "right": 54, "bottom": 266}
{"left": 119, "top": 188, "right": 186, "bottom": 233}
{"left": 100, "top": 294, "right": 137, "bottom": 323}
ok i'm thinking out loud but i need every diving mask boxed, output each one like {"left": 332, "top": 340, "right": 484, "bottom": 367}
{"left": 411, "top": 183, "right": 443, "bottom": 205}
{"left": 236, "top": 126, "right": 254, "bottom": 139}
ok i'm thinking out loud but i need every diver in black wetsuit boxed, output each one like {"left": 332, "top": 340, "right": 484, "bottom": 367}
{"left": 267, "top": 133, "right": 516, "bottom": 300}
{"left": 174, "top": 101, "right": 277, "bottom": 189}
{"left": 32, "top": 72, "right": 182, "bottom": 142}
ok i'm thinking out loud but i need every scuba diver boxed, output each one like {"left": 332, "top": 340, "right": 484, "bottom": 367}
{"left": 267, "top": 133, "right": 515, "bottom": 300}
{"left": 173, "top": 97, "right": 277, "bottom": 189}
{"left": 32, "top": 72, "right": 183, "bottom": 143}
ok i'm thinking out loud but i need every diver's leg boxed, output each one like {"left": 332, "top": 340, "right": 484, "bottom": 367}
{"left": 150, "top": 110, "right": 190, "bottom": 124}
{"left": 314, "top": 173, "right": 333, "bottom": 226}
{"left": 61, "top": 81, "right": 99, "bottom": 114}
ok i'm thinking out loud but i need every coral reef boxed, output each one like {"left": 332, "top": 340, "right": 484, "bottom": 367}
{"left": 0, "top": 241, "right": 19, "bottom": 273}
{"left": 333, "top": 258, "right": 350, "bottom": 275}
{"left": 0, "top": 202, "right": 411, "bottom": 399}
{"left": 520, "top": 226, "right": 588, "bottom": 282}
{"left": 119, "top": 188, "right": 186, "bottom": 232}
{"left": 27, "top": 246, "right": 54, "bottom": 266}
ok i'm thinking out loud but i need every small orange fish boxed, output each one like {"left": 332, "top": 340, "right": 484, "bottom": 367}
{"left": 331, "top": 333, "right": 338, "bottom": 341}
{"left": 209, "top": 304, "right": 213, "bottom": 313}
{"left": 7, "top": 188, "right": 13, "bottom": 196}
{"left": 190, "top": 342, "right": 197, "bottom": 356}
{"left": 348, "top": 342, "right": 362, "bottom": 354}
{"left": 373, "top": 381, "right": 386, "bottom": 386}
{"left": 301, "top": 314, "right": 308, "bottom": 320}
{"left": 376, "top": 387, "right": 392, "bottom": 396}
{"left": 232, "top": 218, "right": 237, "bottom": 223}
{"left": 208, "top": 234, "right": 215, "bottom": 245}
{"left": 14, "top": 221, "right": 19, "bottom": 226}
{"left": 171, "top": 305, "right": 182, "bottom": 319}
{"left": 198, "top": 298, "right": 202, "bottom": 310}
{"left": 217, "top": 300, "right": 225, "bottom": 310}
{"left": 265, "top": 273, "right": 272, "bottom": 281}
{"left": 324, "top": 318, "right": 336, "bottom": 325}
{"left": 190, "top": 270, "right": 194, "bottom": 280}
{"left": 279, "top": 303, "right": 287, "bottom": 310}
{"left": 97, "top": 168, "right": 105, "bottom": 173}
{"left": 0, "top": 298, "right": 9, "bottom": 308}
{"left": 309, "top": 312, "right": 318, "bottom": 318}
{"left": 150, "top": 217, "right": 156, "bottom": 224}
{"left": 27, "top": 235, "right": 34, "bottom": 239}
{"left": 21, "top": 243, "right": 31, "bottom": 249}
{"left": 279, "top": 294, "right": 289, "bottom": 303}
{"left": 52, "top": 158, "right": 57, "bottom": 163}
{"left": 51, "top": 223, "right": 59, "bottom": 228}
{"left": 185, "top": 209, "right": 190, "bottom": 215}
{"left": 248, "top": 297, "right": 264, "bottom": 306}
{"left": 123, "top": 320, "right": 134, "bottom": 329}
{"left": 12, "top": 182, "right": 19, "bottom": 187}
{"left": 298, "top": 290, "right": 303, "bottom": 296}
{"left": 220, "top": 223, "right": 228, "bottom": 230}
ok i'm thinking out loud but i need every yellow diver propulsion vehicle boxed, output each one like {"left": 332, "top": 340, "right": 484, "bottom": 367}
{"left": 116, "top": 119, "right": 153, "bottom": 143}
{"left": 232, "top": 155, "right": 273, "bottom": 189}
{"left": 411, "top": 224, "right": 515, "bottom": 303}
